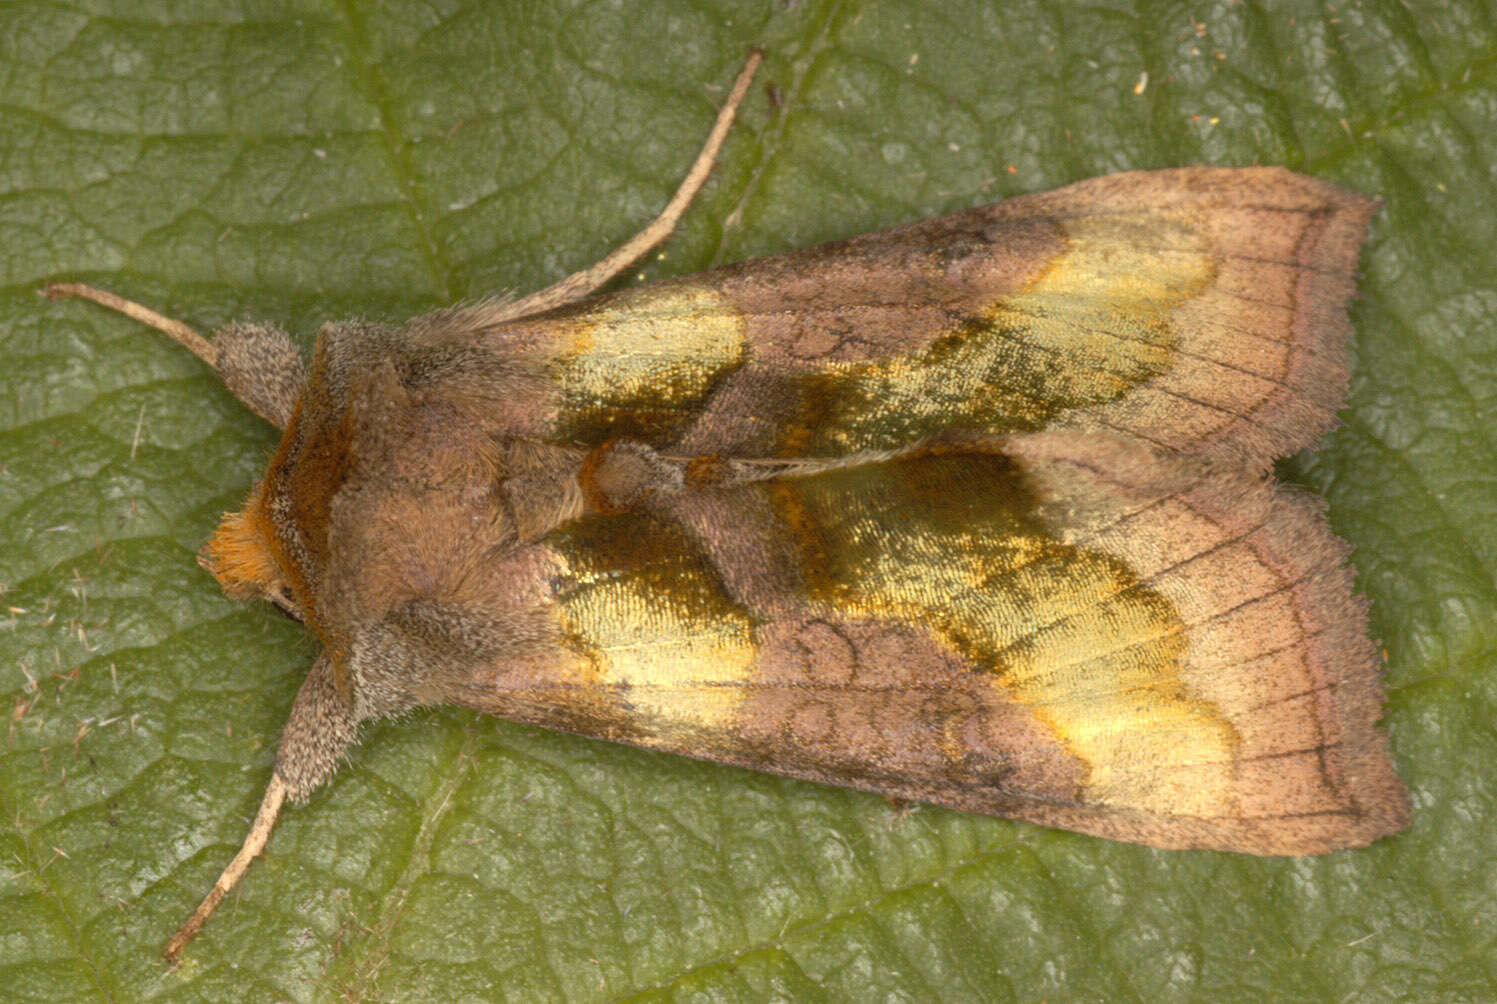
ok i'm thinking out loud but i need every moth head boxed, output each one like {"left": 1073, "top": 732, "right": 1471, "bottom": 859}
{"left": 199, "top": 495, "right": 303, "bottom": 619}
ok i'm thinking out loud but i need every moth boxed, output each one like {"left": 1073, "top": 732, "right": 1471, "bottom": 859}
{"left": 44, "top": 52, "right": 1408, "bottom": 961}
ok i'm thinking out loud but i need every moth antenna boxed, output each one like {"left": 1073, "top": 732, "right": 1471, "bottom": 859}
{"left": 162, "top": 774, "right": 288, "bottom": 964}
{"left": 43, "top": 281, "right": 218, "bottom": 368}
{"left": 474, "top": 47, "right": 764, "bottom": 325}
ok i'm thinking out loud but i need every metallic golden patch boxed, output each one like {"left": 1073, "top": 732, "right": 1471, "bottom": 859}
{"left": 985, "top": 213, "right": 1216, "bottom": 397}
{"left": 790, "top": 215, "right": 1216, "bottom": 453}
{"left": 551, "top": 511, "right": 756, "bottom": 735}
{"left": 552, "top": 281, "right": 747, "bottom": 445}
{"left": 771, "top": 453, "right": 1236, "bottom": 813}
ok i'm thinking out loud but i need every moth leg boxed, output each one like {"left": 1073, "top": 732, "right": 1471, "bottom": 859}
{"left": 42, "top": 282, "right": 305, "bottom": 429}
{"left": 477, "top": 49, "right": 762, "bottom": 324}
{"left": 162, "top": 654, "right": 358, "bottom": 961}
{"left": 43, "top": 281, "right": 217, "bottom": 364}
{"left": 161, "top": 774, "right": 287, "bottom": 964}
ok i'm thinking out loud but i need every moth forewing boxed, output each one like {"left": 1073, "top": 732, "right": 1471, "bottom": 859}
{"left": 41, "top": 48, "right": 1406, "bottom": 963}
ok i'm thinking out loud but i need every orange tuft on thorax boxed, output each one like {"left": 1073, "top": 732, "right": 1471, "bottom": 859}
{"left": 199, "top": 497, "right": 281, "bottom": 601}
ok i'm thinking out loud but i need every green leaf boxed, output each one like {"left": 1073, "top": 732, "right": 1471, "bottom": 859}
{"left": 4, "top": 1, "right": 1493, "bottom": 1000}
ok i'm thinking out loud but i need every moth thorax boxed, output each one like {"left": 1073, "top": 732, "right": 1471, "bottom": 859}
{"left": 200, "top": 500, "right": 284, "bottom": 602}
